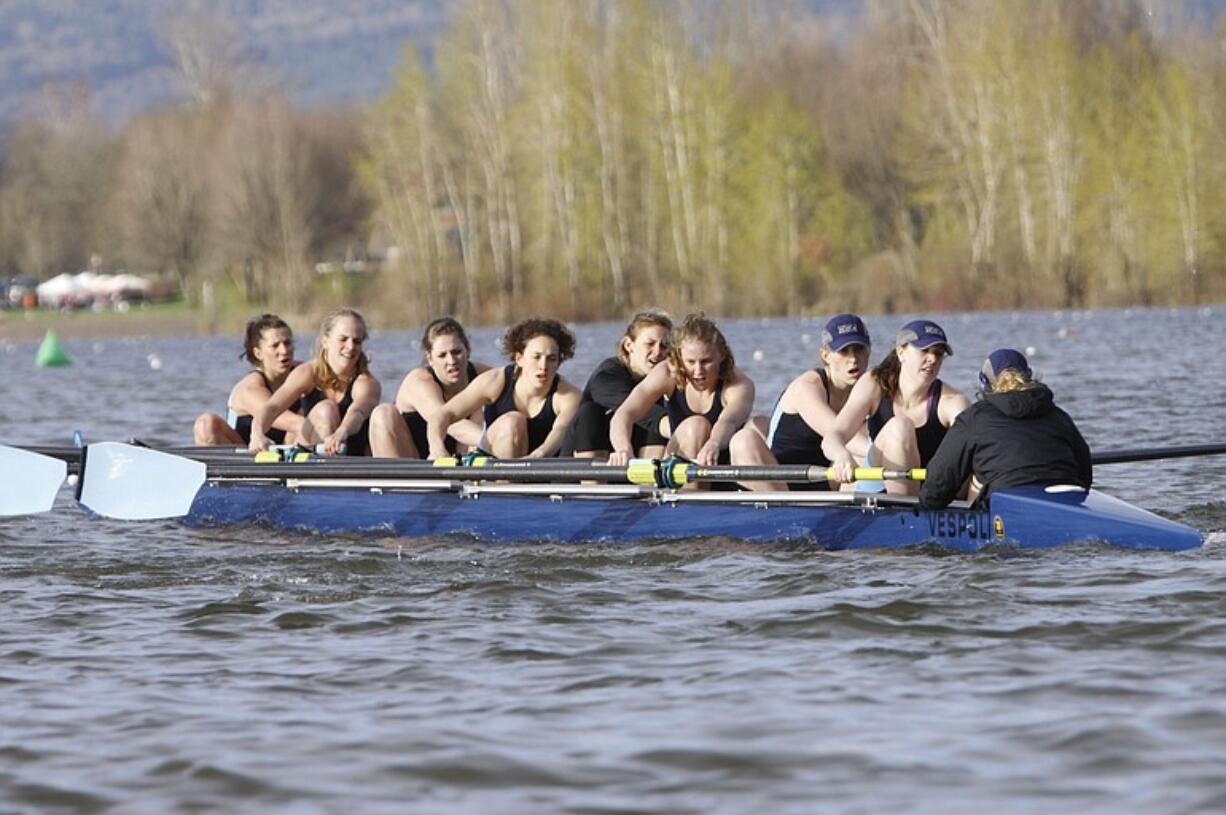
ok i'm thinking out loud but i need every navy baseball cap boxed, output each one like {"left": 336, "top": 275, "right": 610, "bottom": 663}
{"left": 978, "top": 348, "right": 1032, "bottom": 392}
{"left": 821, "top": 313, "right": 871, "bottom": 351}
{"left": 895, "top": 319, "right": 952, "bottom": 355}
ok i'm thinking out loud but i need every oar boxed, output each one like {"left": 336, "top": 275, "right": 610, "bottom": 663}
{"left": 76, "top": 443, "right": 925, "bottom": 520}
{"left": 644, "top": 461, "right": 925, "bottom": 489}
{"left": 0, "top": 444, "right": 68, "bottom": 516}
{"left": 1091, "top": 442, "right": 1226, "bottom": 465}
{"left": 77, "top": 442, "right": 207, "bottom": 521}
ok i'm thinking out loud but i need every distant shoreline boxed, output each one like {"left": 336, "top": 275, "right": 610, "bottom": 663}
{"left": 0, "top": 307, "right": 223, "bottom": 342}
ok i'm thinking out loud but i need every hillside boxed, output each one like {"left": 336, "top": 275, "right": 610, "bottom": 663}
{"left": 0, "top": 0, "right": 447, "bottom": 125}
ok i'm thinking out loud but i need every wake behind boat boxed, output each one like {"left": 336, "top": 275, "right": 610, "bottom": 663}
{"left": 38, "top": 442, "right": 1201, "bottom": 552}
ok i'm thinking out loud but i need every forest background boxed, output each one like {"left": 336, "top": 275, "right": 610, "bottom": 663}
{"left": 1, "top": 0, "right": 1223, "bottom": 331}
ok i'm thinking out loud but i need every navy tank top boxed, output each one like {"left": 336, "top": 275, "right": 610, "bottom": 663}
{"left": 402, "top": 362, "right": 478, "bottom": 456}
{"left": 767, "top": 369, "right": 831, "bottom": 466}
{"left": 666, "top": 379, "right": 724, "bottom": 431}
{"left": 227, "top": 371, "right": 299, "bottom": 445}
{"left": 301, "top": 374, "right": 370, "bottom": 456}
{"left": 866, "top": 378, "right": 946, "bottom": 466}
{"left": 484, "top": 363, "right": 560, "bottom": 452}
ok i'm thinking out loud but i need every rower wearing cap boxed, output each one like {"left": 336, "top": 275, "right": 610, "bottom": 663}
{"left": 729, "top": 313, "right": 871, "bottom": 491}
{"left": 824, "top": 318, "right": 970, "bottom": 495}
{"left": 919, "top": 348, "right": 1092, "bottom": 509}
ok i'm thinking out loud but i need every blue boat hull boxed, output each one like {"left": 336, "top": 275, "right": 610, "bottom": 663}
{"left": 184, "top": 482, "right": 1203, "bottom": 552}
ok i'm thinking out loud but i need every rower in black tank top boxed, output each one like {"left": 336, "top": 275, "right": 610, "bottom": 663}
{"left": 666, "top": 378, "right": 733, "bottom": 470}
{"left": 666, "top": 379, "right": 724, "bottom": 432}
{"left": 767, "top": 369, "right": 832, "bottom": 466}
{"left": 764, "top": 369, "right": 832, "bottom": 492}
{"left": 866, "top": 379, "right": 946, "bottom": 465}
{"left": 401, "top": 362, "right": 479, "bottom": 456}
{"left": 301, "top": 376, "right": 371, "bottom": 456}
{"left": 227, "top": 371, "right": 301, "bottom": 445}
{"left": 484, "top": 363, "right": 560, "bottom": 453}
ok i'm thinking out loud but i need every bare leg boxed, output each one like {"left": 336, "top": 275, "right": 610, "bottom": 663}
{"left": 300, "top": 401, "right": 342, "bottom": 447}
{"left": 668, "top": 416, "right": 713, "bottom": 490}
{"left": 193, "top": 413, "right": 242, "bottom": 446}
{"left": 485, "top": 412, "right": 529, "bottom": 458}
{"left": 636, "top": 444, "right": 666, "bottom": 460}
{"left": 368, "top": 403, "right": 421, "bottom": 458}
{"left": 730, "top": 416, "right": 785, "bottom": 492}
{"left": 872, "top": 416, "right": 921, "bottom": 495}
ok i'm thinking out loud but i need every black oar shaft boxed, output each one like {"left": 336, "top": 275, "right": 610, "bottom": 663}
{"left": 1091, "top": 442, "right": 1226, "bottom": 465}
{"left": 682, "top": 464, "right": 825, "bottom": 483}
{"left": 204, "top": 462, "right": 628, "bottom": 483}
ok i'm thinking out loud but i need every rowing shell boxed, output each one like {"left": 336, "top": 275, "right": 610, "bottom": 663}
{"left": 173, "top": 479, "right": 1200, "bottom": 552}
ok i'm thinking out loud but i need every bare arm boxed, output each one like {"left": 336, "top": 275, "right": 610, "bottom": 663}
{"left": 822, "top": 374, "right": 882, "bottom": 482}
{"left": 529, "top": 379, "right": 582, "bottom": 458}
{"left": 938, "top": 386, "right": 971, "bottom": 427}
{"left": 249, "top": 365, "right": 317, "bottom": 452}
{"left": 427, "top": 368, "right": 502, "bottom": 459}
{"left": 231, "top": 372, "right": 305, "bottom": 437}
{"left": 608, "top": 364, "right": 674, "bottom": 466}
{"left": 698, "top": 370, "right": 755, "bottom": 465}
{"left": 790, "top": 373, "right": 840, "bottom": 440}
{"left": 323, "top": 372, "right": 382, "bottom": 454}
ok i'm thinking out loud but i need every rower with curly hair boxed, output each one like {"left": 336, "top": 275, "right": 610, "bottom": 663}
{"left": 427, "top": 317, "right": 581, "bottom": 459}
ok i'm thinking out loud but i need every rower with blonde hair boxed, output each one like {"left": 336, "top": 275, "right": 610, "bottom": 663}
{"left": 249, "top": 308, "right": 381, "bottom": 456}
{"left": 609, "top": 313, "right": 754, "bottom": 468}
{"left": 919, "top": 348, "right": 1091, "bottom": 508}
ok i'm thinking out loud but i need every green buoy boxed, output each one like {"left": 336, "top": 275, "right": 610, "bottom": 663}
{"left": 35, "top": 330, "right": 71, "bottom": 367}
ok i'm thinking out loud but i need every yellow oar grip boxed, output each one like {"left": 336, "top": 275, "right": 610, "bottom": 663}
{"left": 432, "top": 456, "right": 493, "bottom": 468}
{"left": 254, "top": 450, "right": 313, "bottom": 463}
{"left": 626, "top": 459, "right": 657, "bottom": 486}
{"left": 821, "top": 466, "right": 927, "bottom": 481}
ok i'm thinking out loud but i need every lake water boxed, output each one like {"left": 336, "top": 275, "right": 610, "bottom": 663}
{"left": 3, "top": 308, "right": 1226, "bottom": 814}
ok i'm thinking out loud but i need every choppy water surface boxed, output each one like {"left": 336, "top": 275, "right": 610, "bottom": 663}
{"left": 3, "top": 308, "right": 1226, "bottom": 814}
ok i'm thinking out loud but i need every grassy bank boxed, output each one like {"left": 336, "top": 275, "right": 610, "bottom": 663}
{"left": 0, "top": 302, "right": 232, "bottom": 342}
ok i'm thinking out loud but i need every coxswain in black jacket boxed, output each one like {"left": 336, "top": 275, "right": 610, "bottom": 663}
{"left": 919, "top": 367, "right": 1091, "bottom": 509}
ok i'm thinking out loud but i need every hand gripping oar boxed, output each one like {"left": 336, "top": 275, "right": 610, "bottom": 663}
{"left": 0, "top": 444, "right": 69, "bottom": 516}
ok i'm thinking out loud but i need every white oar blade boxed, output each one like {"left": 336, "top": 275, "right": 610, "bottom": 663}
{"left": 0, "top": 445, "right": 68, "bottom": 516}
{"left": 78, "top": 442, "right": 207, "bottom": 520}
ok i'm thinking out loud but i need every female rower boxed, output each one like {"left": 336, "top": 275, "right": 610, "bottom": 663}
{"left": 569, "top": 310, "right": 673, "bottom": 460}
{"left": 824, "top": 318, "right": 970, "bottom": 495}
{"left": 193, "top": 314, "right": 305, "bottom": 446}
{"left": 919, "top": 348, "right": 1091, "bottom": 509}
{"left": 249, "top": 307, "right": 381, "bottom": 456}
{"left": 427, "top": 317, "right": 581, "bottom": 459}
{"left": 608, "top": 313, "right": 754, "bottom": 468}
{"left": 368, "top": 317, "right": 490, "bottom": 458}
{"left": 729, "top": 313, "right": 871, "bottom": 491}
